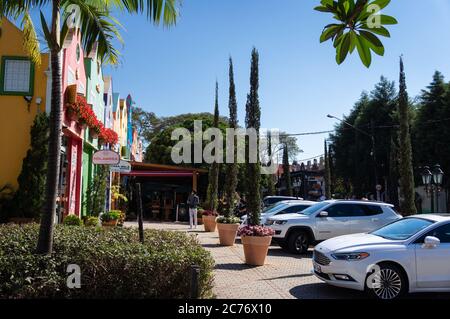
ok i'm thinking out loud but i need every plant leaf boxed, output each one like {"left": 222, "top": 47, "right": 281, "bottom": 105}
{"left": 360, "top": 24, "right": 391, "bottom": 37}
{"left": 359, "top": 30, "right": 384, "bottom": 56}
{"left": 355, "top": 34, "right": 372, "bottom": 67}
{"left": 336, "top": 31, "right": 351, "bottom": 64}
{"left": 380, "top": 14, "right": 398, "bottom": 25}
{"left": 320, "top": 25, "right": 342, "bottom": 43}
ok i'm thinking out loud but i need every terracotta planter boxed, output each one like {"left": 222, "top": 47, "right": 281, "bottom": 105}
{"left": 202, "top": 215, "right": 217, "bottom": 232}
{"left": 65, "top": 84, "right": 77, "bottom": 104}
{"left": 241, "top": 235, "right": 272, "bottom": 266}
{"left": 102, "top": 219, "right": 118, "bottom": 227}
{"left": 217, "top": 223, "right": 239, "bottom": 246}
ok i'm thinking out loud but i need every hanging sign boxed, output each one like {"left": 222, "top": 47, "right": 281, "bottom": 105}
{"left": 110, "top": 160, "right": 132, "bottom": 173}
{"left": 93, "top": 150, "right": 120, "bottom": 165}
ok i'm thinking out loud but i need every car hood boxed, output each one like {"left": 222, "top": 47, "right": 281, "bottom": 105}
{"left": 315, "top": 233, "right": 403, "bottom": 253}
{"left": 268, "top": 213, "right": 309, "bottom": 221}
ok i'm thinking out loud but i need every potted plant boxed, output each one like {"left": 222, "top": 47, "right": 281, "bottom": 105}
{"left": 100, "top": 210, "right": 120, "bottom": 227}
{"left": 202, "top": 210, "right": 218, "bottom": 232}
{"left": 197, "top": 208, "right": 204, "bottom": 225}
{"left": 238, "top": 225, "right": 275, "bottom": 266}
{"left": 216, "top": 215, "right": 240, "bottom": 246}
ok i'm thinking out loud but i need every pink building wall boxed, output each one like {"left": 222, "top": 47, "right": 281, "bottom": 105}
{"left": 60, "top": 28, "right": 87, "bottom": 217}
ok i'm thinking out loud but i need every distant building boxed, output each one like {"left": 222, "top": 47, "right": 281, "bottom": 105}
{"left": 276, "top": 156, "right": 326, "bottom": 201}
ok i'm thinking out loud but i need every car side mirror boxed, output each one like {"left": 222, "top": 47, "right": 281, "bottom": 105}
{"left": 423, "top": 236, "right": 440, "bottom": 248}
{"left": 319, "top": 211, "right": 329, "bottom": 218}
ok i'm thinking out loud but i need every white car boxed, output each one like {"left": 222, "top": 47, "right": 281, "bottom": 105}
{"left": 266, "top": 200, "right": 401, "bottom": 254}
{"left": 241, "top": 200, "right": 316, "bottom": 225}
{"left": 312, "top": 214, "right": 450, "bottom": 299}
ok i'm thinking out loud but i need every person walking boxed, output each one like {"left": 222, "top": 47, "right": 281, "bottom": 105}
{"left": 187, "top": 190, "right": 200, "bottom": 229}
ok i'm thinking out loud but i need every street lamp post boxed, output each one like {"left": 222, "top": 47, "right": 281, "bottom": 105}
{"left": 327, "top": 114, "right": 378, "bottom": 196}
{"left": 420, "top": 164, "right": 444, "bottom": 213}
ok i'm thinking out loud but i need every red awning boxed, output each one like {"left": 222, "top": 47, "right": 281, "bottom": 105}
{"left": 120, "top": 171, "right": 194, "bottom": 177}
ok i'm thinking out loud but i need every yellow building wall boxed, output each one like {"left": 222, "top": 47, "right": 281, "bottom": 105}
{"left": 0, "top": 18, "right": 49, "bottom": 189}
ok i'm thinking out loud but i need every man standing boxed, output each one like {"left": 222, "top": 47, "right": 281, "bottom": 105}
{"left": 187, "top": 190, "right": 200, "bottom": 229}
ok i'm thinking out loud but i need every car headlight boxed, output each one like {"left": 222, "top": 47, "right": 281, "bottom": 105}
{"left": 275, "top": 220, "right": 288, "bottom": 225}
{"left": 331, "top": 252, "right": 370, "bottom": 261}
{"left": 265, "top": 220, "right": 274, "bottom": 226}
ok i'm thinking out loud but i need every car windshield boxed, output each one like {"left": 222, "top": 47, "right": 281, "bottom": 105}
{"left": 262, "top": 203, "right": 288, "bottom": 215}
{"left": 298, "top": 201, "right": 328, "bottom": 216}
{"left": 371, "top": 218, "right": 435, "bottom": 240}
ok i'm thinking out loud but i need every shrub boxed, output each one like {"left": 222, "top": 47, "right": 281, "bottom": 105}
{"left": 63, "top": 215, "right": 83, "bottom": 226}
{"left": 84, "top": 216, "right": 98, "bottom": 227}
{"left": 216, "top": 215, "right": 240, "bottom": 224}
{"left": 100, "top": 210, "right": 121, "bottom": 222}
{"left": 0, "top": 224, "right": 214, "bottom": 298}
{"left": 237, "top": 225, "right": 275, "bottom": 237}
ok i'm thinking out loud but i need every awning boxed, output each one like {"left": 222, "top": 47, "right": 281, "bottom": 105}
{"left": 120, "top": 171, "right": 194, "bottom": 177}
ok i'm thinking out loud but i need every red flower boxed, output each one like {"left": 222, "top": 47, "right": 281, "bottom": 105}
{"left": 99, "top": 127, "right": 119, "bottom": 145}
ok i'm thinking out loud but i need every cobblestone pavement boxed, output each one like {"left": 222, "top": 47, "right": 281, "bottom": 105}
{"left": 125, "top": 221, "right": 450, "bottom": 299}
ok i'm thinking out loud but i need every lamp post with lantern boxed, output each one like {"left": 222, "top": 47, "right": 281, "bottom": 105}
{"left": 420, "top": 164, "right": 444, "bottom": 213}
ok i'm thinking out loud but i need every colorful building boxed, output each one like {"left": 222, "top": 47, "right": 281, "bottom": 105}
{"left": 81, "top": 45, "right": 105, "bottom": 216}
{"left": 0, "top": 18, "right": 50, "bottom": 190}
{"left": 60, "top": 28, "right": 88, "bottom": 219}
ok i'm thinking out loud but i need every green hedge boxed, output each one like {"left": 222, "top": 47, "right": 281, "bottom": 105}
{"left": 0, "top": 224, "right": 214, "bottom": 299}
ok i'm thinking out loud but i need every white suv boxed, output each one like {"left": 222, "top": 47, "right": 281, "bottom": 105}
{"left": 266, "top": 200, "right": 401, "bottom": 254}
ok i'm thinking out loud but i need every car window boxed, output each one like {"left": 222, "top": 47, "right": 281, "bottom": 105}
{"left": 325, "top": 204, "right": 357, "bottom": 218}
{"left": 277, "top": 205, "right": 309, "bottom": 215}
{"left": 358, "top": 204, "right": 383, "bottom": 216}
{"left": 301, "top": 202, "right": 328, "bottom": 216}
{"left": 372, "top": 218, "right": 434, "bottom": 240}
{"left": 264, "top": 203, "right": 288, "bottom": 215}
{"left": 416, "top": 223, "right": 450, "bottom": 244}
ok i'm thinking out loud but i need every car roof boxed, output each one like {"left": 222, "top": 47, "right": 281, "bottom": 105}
{"left": 408, "top": 213, "right": 450, "bottom": 223}
{"left": 322, "top": 199, "right": 394, "bottom": 207}
{"left": 283, "top": 200, "right": 317, "bottom": 205}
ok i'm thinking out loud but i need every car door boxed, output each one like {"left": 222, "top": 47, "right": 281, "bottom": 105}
{"left": 414, "top": 223, "right": 450, "bottom": 288}
{"left": 315, "top": 203, "right": 353, "bottom": 240}
{"left": 349, "top": 204, "right": 384, "bottom": 234}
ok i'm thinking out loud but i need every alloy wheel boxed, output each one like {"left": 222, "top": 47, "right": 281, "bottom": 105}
{"left": 294, "top": 234, "right": 308, "bottom": 253}
{"left": 371, "top": 268, "right": 402, "bottom": 300}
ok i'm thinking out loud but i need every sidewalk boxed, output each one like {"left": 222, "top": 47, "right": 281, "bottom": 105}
{"left": 124, "top": 221, "right": 362, "bottom": 299}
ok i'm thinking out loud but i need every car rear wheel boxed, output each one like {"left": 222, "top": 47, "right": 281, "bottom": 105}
{"left": 365, "top": 263, "right": 407, "bottom": 300}
{"left": 287, "top": 231, "right": 309, "bottom": 255}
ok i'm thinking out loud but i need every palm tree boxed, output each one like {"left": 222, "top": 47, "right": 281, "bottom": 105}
{"left": 1, "top": 0, "right": 179, "bottom": 254}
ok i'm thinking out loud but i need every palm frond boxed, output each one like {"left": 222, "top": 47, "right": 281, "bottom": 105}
{"left": 63, "top": 0, "right": 124, "bottom": 65}
{"left": 21, "top": 10, "right": 41, "bottom": 65}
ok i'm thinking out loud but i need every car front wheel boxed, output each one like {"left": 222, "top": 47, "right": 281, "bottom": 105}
{"left": 365, "top": 263, "right": 407, "bottom": 300}
{"left": 287, "top": 231, "right": 309, "bottom": 255}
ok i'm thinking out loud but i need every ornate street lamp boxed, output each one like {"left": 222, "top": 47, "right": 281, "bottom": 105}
{"left": 432, "top": 164, "right": 444, "bottom": 186}
{"left": 421, "top": 166, "right": 432, "bottom": 186}
{"left": 420, "top": 164, "right": 445, "bottom": 213}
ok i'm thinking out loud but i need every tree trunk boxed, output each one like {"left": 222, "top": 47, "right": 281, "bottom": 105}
{"left": 36, "top": 0, "right": 62, "bottom": 254}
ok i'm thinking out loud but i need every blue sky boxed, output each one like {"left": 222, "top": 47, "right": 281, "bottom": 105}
{"left": 102, "top": 0, "right": 450, "bottom": 161}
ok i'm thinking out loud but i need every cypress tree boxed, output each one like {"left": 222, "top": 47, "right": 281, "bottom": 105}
{"left": 324, "top": 139, "right": 332, "bottom": 199}
{"left": 398, "top": 57, "right": 417, "bottom": 216}
{"left": 206, "top": 82, "right": 220, "bottom": 211}
{"left": 13, "top": 112, "right": 49, "bottom": 219}
{"left": 266, "top": 130, "right": 276, "bottom": 196}
{"left": 245, "top": 48, "right": 261, "bottom": 226}
{"left": 282, "top": 143, "right": 293, "bottom": 196}
{"left": 224, "top": 58, "right": 239, "bottom": 217}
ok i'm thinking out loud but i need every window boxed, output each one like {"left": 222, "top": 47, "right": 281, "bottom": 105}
{"left": 353, "top": 204, "right": 383, "bottom": 217}
{"left": 416, "top": 223, "right": 450, "bottom": 244}
{"left": 278, "top": 205, "right": 310, "bottom": 215}
{"left": 326, "top": 204, "right": 357, "bottom": 218}
{"left": 1, "top": 57, "right": 34, "bottom": 95}
{"left": 372, "top": 218, "right": 434, "bottom": 240}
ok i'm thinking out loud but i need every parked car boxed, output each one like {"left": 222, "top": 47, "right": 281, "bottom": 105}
{"left": 262, "top": 196, "right": 303, "bottom": 208}
{"left": 312, "top": 214, "right": 450, "bottom": 299}
{"left": 266, "top": 200, "right": 401, "bottom": 254}
{"left": 241, "top": 200, "right": 316, "bottom": 225}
